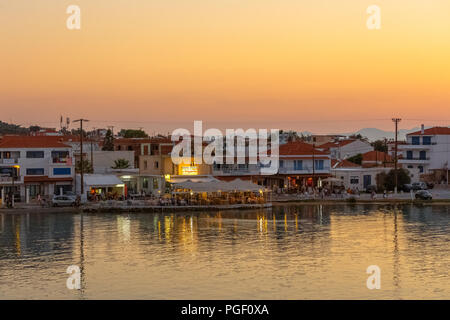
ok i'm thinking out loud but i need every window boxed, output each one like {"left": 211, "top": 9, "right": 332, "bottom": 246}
{"left": 52, "top": 151, "right": 69, "bottom": 163}
{"left": 153, "top": 178, "right": 159, "bottom": 189}
{"left": 407, "top": 151, "right": 413, "bottom": 160}
{"left": 127, "top": 146, "right": 133, "bottom": 151}
{"left": 294, "top": 160, "right": 303, "bottom": 171}
{"left": 407, "top": 165, "right": 413, "bottom": 169}
{"left": 154, "top": 161, "right": 159, "bottom": 169}
{"left": 411, "top": 136, "right": 420, "bottom": 145}
{"left": 422, "top": 136, "right": 431, "bottom": 145}
{"left": 26, "top": 168, "right": 44, "bottom": 175}
{"left": 143, "top": 160, "right": 148, "bottom": 170}
{"left": 279, "top": 160, "right": 284, "bottom": 168}
{"left": 350, "top": 176, "right": 359, "bottom": 184}
{"left": 26, "top": 151, "right": 44, "bottom": 158}
{"left": 419, "top": 151, "right": 426, "bottom": 160}
{"left": 315, "top": 160, "right": 324, "bottom": 170}
{"left": 53, "top": 168, "right": 71, "bottom": 175}
{"left": 143, "top": 178, "right": 149, "bottom": 189}
{"left": 418, "top": 166, "right": 424, "bottom": 173}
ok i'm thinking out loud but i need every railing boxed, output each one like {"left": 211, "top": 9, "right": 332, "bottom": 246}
{"left": 403, "top": 157, "right": 430, "bottom": 161}
{"left": 52, "top": 157, "right": 71, "bottom": 164}
{"left": 0, "top": 158, "right": 19, "bottom": 164}
{"left": 278, "top": 167, "right": 331, "bottom": 174}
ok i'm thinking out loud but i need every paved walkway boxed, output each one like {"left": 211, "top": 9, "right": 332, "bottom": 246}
{"left": 273, "top": 186, "right": 450, "bottom": 202}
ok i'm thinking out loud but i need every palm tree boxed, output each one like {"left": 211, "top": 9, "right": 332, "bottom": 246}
{"left": 112, "top": 159, "right": 130, "bottom": 169}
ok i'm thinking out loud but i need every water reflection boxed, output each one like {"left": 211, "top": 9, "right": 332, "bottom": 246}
{"left": 0, "top": 204, "right": 449, "bottom": 299}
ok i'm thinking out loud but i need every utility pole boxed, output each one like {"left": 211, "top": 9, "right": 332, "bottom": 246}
{"left": 312, "top": 137, "right": 316, "bottom": 188}
{"left": 392, "top": 118, "right": 401, "bottom": 194}
{"left": 73, "top": 119, "right": 89, "bottom": 196}
{"left": 90, "top": 128, "right": 95, "bottom": 171}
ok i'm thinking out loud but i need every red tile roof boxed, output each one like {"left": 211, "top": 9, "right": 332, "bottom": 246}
{"left": 279, "top": 141, "right": 329, "bottom": 156}
{"left": 318, "top": 139, "right": 357, "bottom": 149}
{"left": 362, "top": 151, "right": 393, "bottom": 162}
{"left": 331, "top": 159, "right": 360, "bottom": 168}
{"left": 407, "top": 127, "right": 450, "bottom": 136}
{"left": 0, "top": 136, "right": 71, "bottom": 148}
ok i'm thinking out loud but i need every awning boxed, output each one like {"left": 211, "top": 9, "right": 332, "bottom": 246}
{"left": 169, "top": 176, "right": 219, "bottom": 183}
{"left": 24, "top": 176, "right": 73, "bottom": 183}
{"left": 82, "top": 174, "right": 123, "bottom": 187}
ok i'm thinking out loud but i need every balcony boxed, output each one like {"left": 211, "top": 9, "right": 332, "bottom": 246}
{"left": 278, "top": 166, "right": 331, "bottom": 174}
{"left": 0, "top": 158, "right": 19, "bottom": 164}
{"left": 52, "top": 157, "right": 72, "bottom": 165}
{"left": 399, "top": 157, "right": 430, "bottom": 164}
{"left": 398, "top": 144, "right": 431, "bottom": 150}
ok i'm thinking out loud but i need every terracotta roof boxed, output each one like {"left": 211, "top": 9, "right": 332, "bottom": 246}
{"left": 279, "top": 141, "right": 329, "bottom": 156}
{"left": 114, "top": 137, "right": 172, "bottom": 144}
{"left": 318, "top": 139, "right": 357, "bottom": 149}
{"left": 0, "top": 136, "right": 71, "bottom": 149}
{"left": 362, "top": 151, "right": 393, "bottom": 162}
{"left": 407, "top": 127, "right": 450, "bottom": 136}
{"left": 331, "top": 159, "right": 360, "bottom": 168}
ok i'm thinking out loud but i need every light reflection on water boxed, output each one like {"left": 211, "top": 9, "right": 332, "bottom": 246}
{"left": 0, "top": 204, "right": 449, "bottom": 299}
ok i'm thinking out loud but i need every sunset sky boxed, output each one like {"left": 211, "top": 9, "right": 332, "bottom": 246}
{"left": 1, "top": 0, "right": 450, "bottom": 134}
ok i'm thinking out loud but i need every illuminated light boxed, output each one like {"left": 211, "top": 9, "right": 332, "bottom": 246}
{"left": 121, "top": 175, "right": 132, "bottom": 180}
{"left": 190, "top": 191, "right": 193, "bottom": 196}
{"left": 116, "top": 184, "right": 125, "bottom": 187}
{"left": 164, "top": 174, "right": 171, "bottom": 182}
{"left": 180, "top": 165, "right": 198, "bottom": 176}
{"left": 13, "top": 165, "right": 20, "bottom": 169}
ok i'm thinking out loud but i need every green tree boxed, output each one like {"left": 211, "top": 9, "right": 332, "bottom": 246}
{"left": 75, "top": 159, "right": 93, "bottom": 174}
{"left": 112, "top": 158, "right": 130, "bottom": 169}
{"left": 119, "top": 129, "right": 148, "bottom": 138}
{"left": 102, "top": 129, "right": 115, "bottom": 151}
{"left": 347, "top": 153, "right": 363, "bottom": 165}
{"left": 371, "top": 139, "right": 388, "bottom": 152}
{"left": 378, "top": 168, "right": 411, "bottom": 191}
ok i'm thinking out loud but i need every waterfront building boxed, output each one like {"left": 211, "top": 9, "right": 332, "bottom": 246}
{"left": 276, "top": 141, "right": 332, "bottom": 191}
{"left": 398, "top": 125, "right": 450, "bottom": 184}
{"left": 114, "top": 136, "right": 172, "bottom": 168}
{"left": 0, "top": 136, "right": 75, "bottom": 201}
{"left": 318, "top": 138, "right": 373, "bottom": 160}
{"left": 331, "top": 159, "right": 391, "bottom": 191}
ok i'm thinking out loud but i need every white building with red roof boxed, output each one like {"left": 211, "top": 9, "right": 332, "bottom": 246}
{"left": 0, "top": 135, "right": 75, "bottom": 202}
{"left": 276, "top": 141, "right": 331, "bottom": 190}
{"left": 318, "top": 139, "right": 373, "bottom": 160}
{"left": 398, "top": 125, "right": 450, "bottom": 182}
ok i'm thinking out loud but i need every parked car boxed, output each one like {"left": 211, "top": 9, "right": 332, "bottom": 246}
{"left": 52, "top": 195, "right": 77, "bottom": 207}
{"left": 415, "top": 190, "right": 433, "bottom": 200}
{"left": 412, "top": 182, "right": 428, "bottom": 190}
{"left": 426, "top": 182, "right": 434, "bottom": 189}
{"left": 401, "top": 184, "right": 413, "bottom": 192}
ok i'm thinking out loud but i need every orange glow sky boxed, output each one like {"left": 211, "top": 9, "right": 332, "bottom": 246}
{"left": 1, "top": 0, "right": 450, "bottom": 134}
